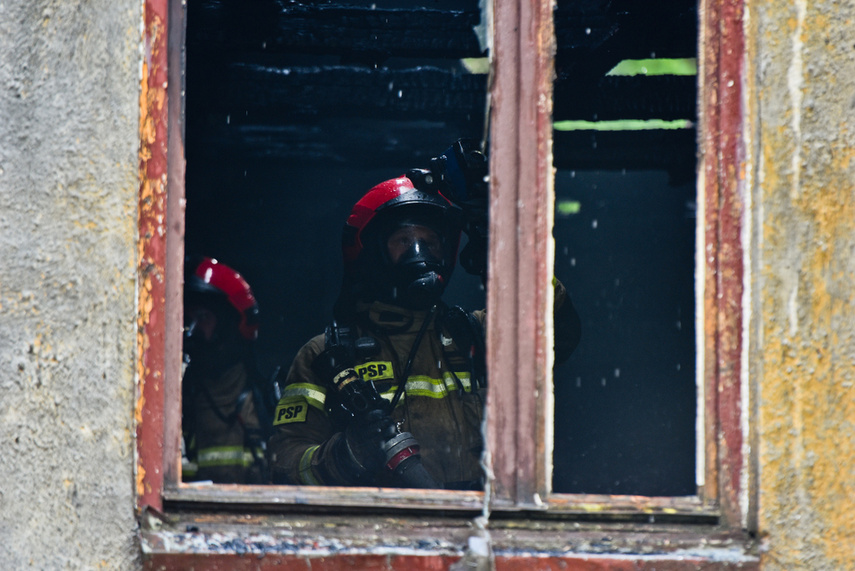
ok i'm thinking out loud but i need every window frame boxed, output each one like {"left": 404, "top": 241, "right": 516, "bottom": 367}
{"left": 136, "top": 0, "right": 751, "bottom": 532}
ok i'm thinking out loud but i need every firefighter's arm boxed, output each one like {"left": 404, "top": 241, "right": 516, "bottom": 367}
{"left": 267, "top": 336, "right": 387, "bottom": 486}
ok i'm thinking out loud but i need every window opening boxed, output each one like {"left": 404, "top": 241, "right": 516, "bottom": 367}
{"left": 137, "top": 0, "right": 749, "bottom": 529}
{"left": 551, "top": 0, "right": 699, "bottom": 496}
{"left": 181, "top": 0, "right": 489, "bottom": 488}
{"left": 166, "top": 0, "right": 715, "bottom": 510}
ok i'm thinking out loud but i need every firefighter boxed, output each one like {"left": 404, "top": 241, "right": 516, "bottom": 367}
{"left": 268, "top": 171, "right": 581, "bottom": 489}
{"left": 182, "top": 256, "right": 272, "bottom": 484}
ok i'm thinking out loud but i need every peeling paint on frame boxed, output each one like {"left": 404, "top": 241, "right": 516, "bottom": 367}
{"left": 136, "top": 0, "right": 170, "bottom": 511}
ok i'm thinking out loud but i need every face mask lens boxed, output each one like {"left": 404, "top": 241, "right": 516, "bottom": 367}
{"left": 387, "top": 225, "right": 443, "bottom": 264}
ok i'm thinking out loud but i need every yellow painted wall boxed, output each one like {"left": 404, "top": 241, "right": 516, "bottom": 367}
{"left": 747, "top": 1, "right": 855, "bottom": 568}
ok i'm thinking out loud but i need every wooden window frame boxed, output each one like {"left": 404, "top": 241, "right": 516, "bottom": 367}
{"left": 136, "top": 0, "right": 751, "bottom": 533}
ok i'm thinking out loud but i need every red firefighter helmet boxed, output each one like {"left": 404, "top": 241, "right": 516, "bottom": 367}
{"left": 337, "top": 175, "right": 463, "bottom": 312}
{"left": 342, "top": 175, "right": 462, "bottom": 274}
{"left": 184, "top": 257, "right": 259, "bottom": 340}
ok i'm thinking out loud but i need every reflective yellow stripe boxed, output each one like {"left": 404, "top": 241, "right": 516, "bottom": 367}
{"left": 378, "top": 388, "right": 397, "bottom": 401}
{"left": 404, "top": 372, "right": 472, "bottom": 398}
{"left": 280, "top": 383, "right": 327, "bottom": 411}
{"left": 182, "top": 459, "right": 198, "bottom": 478}
{"left": 197, "top": 446, "right": 253, "bottom": 468}
{"left": 298, "top": 445, "right": 322, "bottom": 485}
{"left": 281, "top": 372, "right": 470, "bottom": 413}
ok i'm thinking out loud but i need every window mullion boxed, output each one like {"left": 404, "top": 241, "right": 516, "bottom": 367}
{"left": 487, "top": 0, "right": 555, "bottom": 510}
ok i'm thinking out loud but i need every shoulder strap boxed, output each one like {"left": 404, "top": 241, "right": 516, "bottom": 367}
{"left": 440, "top": 305, "right": 486, "bottom": 389}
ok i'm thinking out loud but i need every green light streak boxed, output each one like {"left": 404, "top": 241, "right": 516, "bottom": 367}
{"left": 461, "top": 58, "right": 489, "bottom": 74}
{"left": 607, "top": 58, "right": 697, "bottom": 76}
{"left": 556, "top": 200, "right": 581, "bottom": 216}
{"left": 554, "top": 119, "right": 693, "bottom": 132}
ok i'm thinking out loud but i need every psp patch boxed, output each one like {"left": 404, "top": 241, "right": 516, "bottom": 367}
{"left": 273, "top": 397, "right": 309, "bottom": 425}
{"left": 356, "top": 360, "right": 394, "bottom": 381}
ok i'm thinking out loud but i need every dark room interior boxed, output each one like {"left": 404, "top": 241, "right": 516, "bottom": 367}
{"left": 184, "top": 0, "right": 698, "bottom": 496}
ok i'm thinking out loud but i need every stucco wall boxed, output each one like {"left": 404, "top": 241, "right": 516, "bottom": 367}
{"left": 748, "top": 0, "right": 855, "bottom": 568}
{"left": 0, "top": 1, "right": 141, "bottom": 568}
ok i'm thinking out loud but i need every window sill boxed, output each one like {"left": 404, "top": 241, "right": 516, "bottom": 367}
{"left": 163, "top": 484, "right": 719, "bottom": 523}
{"left": 163, "top": 483, "right": 485, "bottom": 513}
{"left": 140, "top": 507, "right": 759, "bottom": 569}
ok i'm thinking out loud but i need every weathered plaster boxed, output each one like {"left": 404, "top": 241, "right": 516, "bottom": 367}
{"left": 750, "top": 0, "right": 855, "bottom": 568}
{"left": 0, "top": 0, "right": 142, "bottom": 568}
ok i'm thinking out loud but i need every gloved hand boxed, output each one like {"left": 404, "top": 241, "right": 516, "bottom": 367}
{"left": 341, "top": 408, "right": 398, "bottom": 475}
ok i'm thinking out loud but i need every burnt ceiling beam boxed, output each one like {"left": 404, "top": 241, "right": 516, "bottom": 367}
{"left": 187, "top": 121, "right": 697, "bottom": 181}
{"left": 554, "top": 128, "right": 697, "bottom": 183}
{"left": 188, "top": 64, "right": 488, "bottom": 123}
{"left": 187, "top": 1, "right": 486, "bottom": 61}
{"left": 188, "top": 63, "right": 694, "bottom": 124}
{"left": 555, "top": 0, "right": 698, "bottom": 78}
{"left": 186, "top": 118, "right": 478, "bottom": 167}
{"left": 554, "top": 75, "right": 697, "bottom": 122}
{"left": 553, "top": 2, "right": 620, "bottom": 77}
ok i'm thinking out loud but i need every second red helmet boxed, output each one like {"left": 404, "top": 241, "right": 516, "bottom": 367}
{"left": 184, "top": 257, "right": 260, "bottom": 341}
